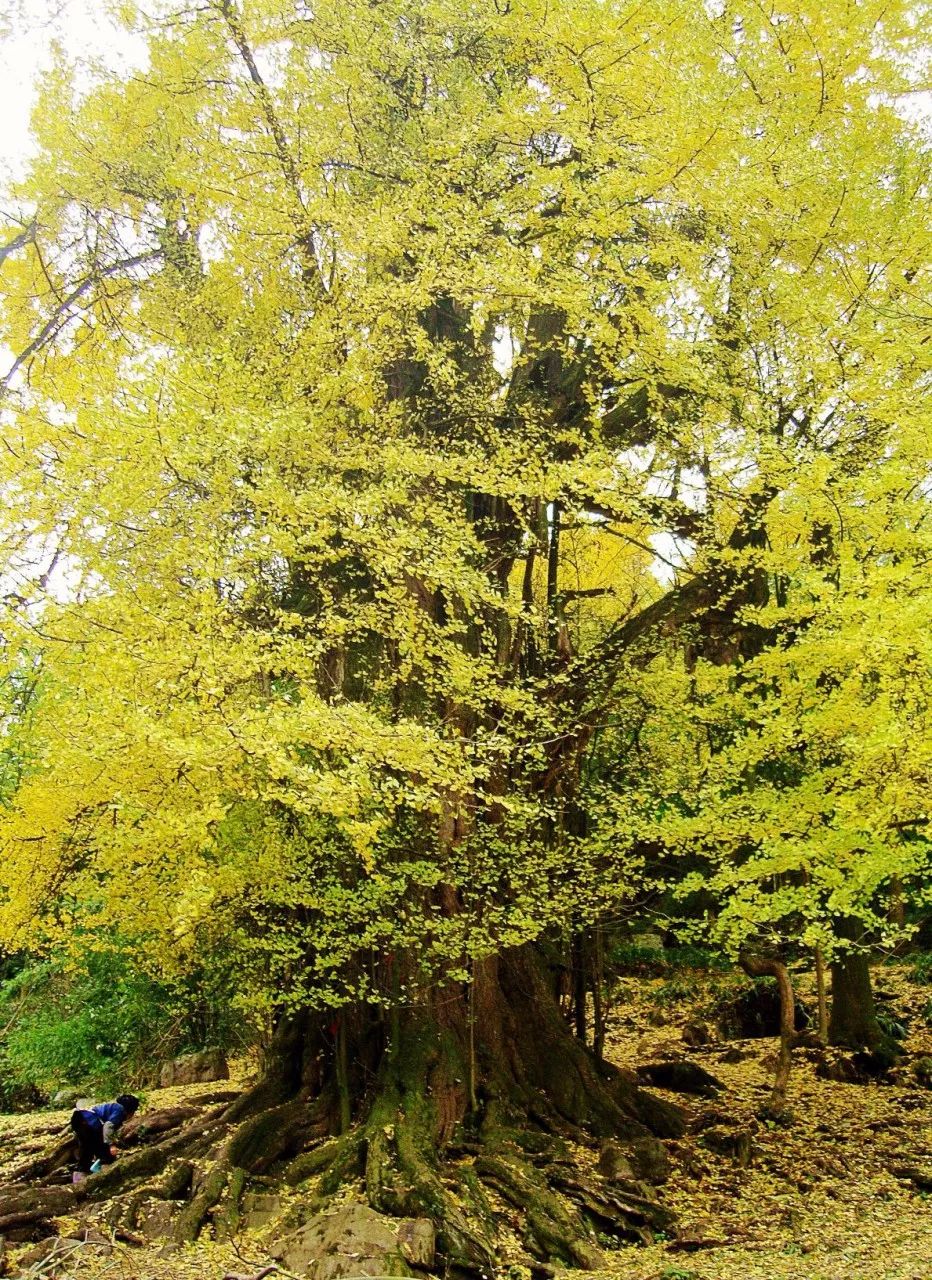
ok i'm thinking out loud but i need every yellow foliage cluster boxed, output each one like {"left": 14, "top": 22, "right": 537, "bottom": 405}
{"left": 0, "top": 0, "right": 928, "bottom": 1003}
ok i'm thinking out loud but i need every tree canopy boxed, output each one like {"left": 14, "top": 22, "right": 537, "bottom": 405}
{"left": 0, "top": 0, "right": 929, "bottom": 1020}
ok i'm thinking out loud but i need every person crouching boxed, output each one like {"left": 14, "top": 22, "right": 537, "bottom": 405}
{"left": 70, "top": 1094, "right": 140, "bottom": 1181}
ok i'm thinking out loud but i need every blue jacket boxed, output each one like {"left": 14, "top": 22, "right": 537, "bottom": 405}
{"left": 76, "top": 1101, "right": 127, "bottom": 1143}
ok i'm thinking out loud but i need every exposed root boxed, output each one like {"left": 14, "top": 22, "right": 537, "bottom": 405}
{"left": 0, "top": 1186, "right": 76, "bottom": 1238}
{"left": 2, "top": 1135, "right": 75, "bottom": 1185}
{"left": 82, "top": 1107, "right": 223, "bottom": 1201}
{"left": 221, "top": 1266, "right": 285, "bottom": 1280}
{"left": 173, "top": 1158, "right": 231, "bottom": 1243}
{"left": 0, "top": 960, "right": 679, "bottom": 1272}
{"left": 363, "top": 1093, "right": 495, "bottom": 1274}
{"left": 282, "top": 1136, "right": 345, "bottom": 1186}
{"left": 475, "top": 1153, "right": 604, "bottom": 1269}
{"left": 547, "top": 1166, "right": 676, "bottom": 1240}
{"left": 119, "top": 1159, "right": 195, "bottom": 1231}
{"left": 0, "top": 1087, "right": 674, "bottom": 1271}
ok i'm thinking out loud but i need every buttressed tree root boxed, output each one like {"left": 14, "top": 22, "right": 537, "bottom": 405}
{"left": 0, "top": 954, "right": 683, "bottom": 1273}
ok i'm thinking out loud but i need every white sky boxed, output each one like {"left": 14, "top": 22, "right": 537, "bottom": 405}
{"left": 0, "top": 0, "right": 143, "bottom": 185}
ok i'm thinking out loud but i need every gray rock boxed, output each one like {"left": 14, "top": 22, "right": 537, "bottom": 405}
{"left": 714, "top": 981, "right": 812, "bottom": 1039}
{"left": 240, "top": 1191, "right": 282, "bottom": 1230}
{"left": 912, "top": 1056, "right": 932, "bottom": 1088}
{"left": 12, "top": 1238, "right": 62, "bottom": 1271}
{"left": 597, "top": 1142, "right": 636, "bottom": 1183}
{"left": 158, "top": 1049, "right": 229, "bottom": 1088}
{"left": 270, "top": 1205, "right": 416, "bottom": 1279}
{"left": 51, "top": 1088, "right": 82, "bottom": 1109}
{"left": 14, "top": 1232, "right": 112, "bottom": 1272}
{"left": 890, "top": 1164, "right": 932, "bottom": 1191}
{"left": 814, "top": 1052, "right": 865, "bottom": 1084}
{"left": 396, "top": 1218, "right": 435, "bottom": 1268}
{"left": 636, "top": 1060, "right": 724, "bottom": 1097}
{"left": 699, "top": 1125, "right": 753, "bottom": 1166}
{"left": 136, "top": 1199, "right": 182, "bottom": 1240}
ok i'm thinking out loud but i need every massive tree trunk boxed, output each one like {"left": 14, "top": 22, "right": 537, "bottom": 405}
{"left": 1, "top": 945, "right": 682, "bottom": 1270}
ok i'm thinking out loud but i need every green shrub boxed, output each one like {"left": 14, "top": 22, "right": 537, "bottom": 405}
{"left": 876, "top": 1008, "right": 907, "bottom": 1040}
{"left": 654, "top": 975, "right": 697, "bottom": 1005}
{"left": 0, "top": 944, "right": 250, "bottom": 1106}
{"left": 909, "top": 952, "right": 932, "bottom": 986}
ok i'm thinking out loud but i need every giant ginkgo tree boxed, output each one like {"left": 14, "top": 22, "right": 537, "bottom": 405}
{"left": 0, "top": 0, "right": 928, "bottom": 1265}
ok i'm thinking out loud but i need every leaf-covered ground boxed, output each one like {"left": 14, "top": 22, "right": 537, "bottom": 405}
{"left": 0, "top": 964, "right": 930, "bottom": 1280}
{"left": 588, "top": 961, "right": 932, "bottom": 1280}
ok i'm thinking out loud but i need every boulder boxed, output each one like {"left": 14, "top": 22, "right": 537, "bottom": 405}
{"left": 714, "top": 980, "right": 811, "bottom": 1039}
{"left": 270, "top": 1205, "right": 427, "bottom": 1279}
{"left": 815, "top": 1048, "right": 895, "bottom": 1085}
{"left": 136, "top": 1199, "right": 182, "bottom": 1241}
{"left": 911, "top": 1056, "right": 932, "bottom": 1089}
{"left": 669, "top": 1220, "right": 727, "bottom": 1251}
{"left": 240, "top": 1192, "right": 282, "bottom": 1230}
{"left": 891, "top": 1164, "right": 932, "bottom": 1192}
{"left": 396, "top": 1218, "right": 435, "bottom": 1268}
{"left": 12, "top": 1238, "right": 63, "bottom": 1272}
{"left": 158, "top": 1049, "right": 229, "bottom": 1089}
{"left": 50, "top": 1088, "right": 82, "bottom": 1109}
{"left": 13, "top": 1230, "right": 112, "bottom": 1274}
{"left": 815, "top": 1052, "right": 864, "bottom": 1084}
{"left": 629, "top": 1135, "right": 670, "bottom": 1184}
{"left": 682, "top": 1021, "right": 713, "bottom": 1047}
{"left": 636, "top": 1061, "right": 724, "bottom": 1097}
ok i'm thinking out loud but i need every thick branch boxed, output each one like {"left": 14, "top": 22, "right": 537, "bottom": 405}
{"left": 218, "top": 0, "right": 322, "bottom": 287}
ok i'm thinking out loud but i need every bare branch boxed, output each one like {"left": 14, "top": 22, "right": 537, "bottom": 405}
{"left": 2, "top": 250, "right": 162, "bottom": 389}
{"left": 0, "top": 219, "right": 37, "bottom": 265}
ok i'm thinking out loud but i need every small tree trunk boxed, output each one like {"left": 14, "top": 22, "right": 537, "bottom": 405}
{"left": 572, "top": 933, "right": 587, "bottom": 1043}
{"left": 335, "top": 1016, "right": 351, "bottom": 1134}
{"left": 592, "top": 928, "right": 606, "bottom": 1063}
{"left": 828, "top": 919, "right": 884, "bottom": 1051}
{"left": 888, "top": 877, "right": 907, "bottom": 953}
{"left": 814, "top": 946, "right": 829, "bottom": 1043}
{"left": 740, "top": 953, "right": 795, "bottom": 1119}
